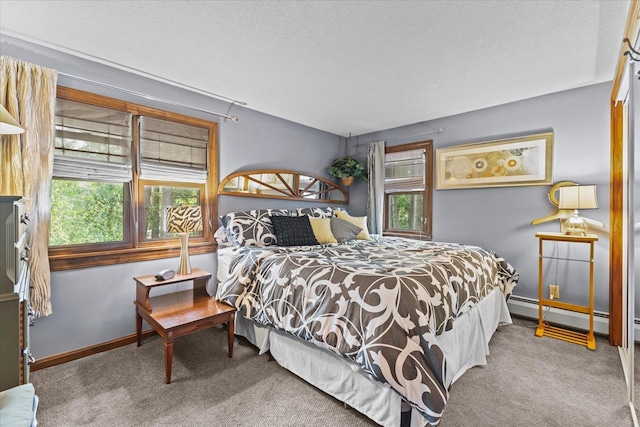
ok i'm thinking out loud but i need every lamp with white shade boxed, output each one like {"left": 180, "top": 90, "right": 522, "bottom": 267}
{"left": 165, "top": 205, "right": 203, "bottom": 275}
{"left": 0, "top": 104, "right": 24, "bottom": 135}
{"left": 558, "top": 184, "right": 599, "bottom": 236}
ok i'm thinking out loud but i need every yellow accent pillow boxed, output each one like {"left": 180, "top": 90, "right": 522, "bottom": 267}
{"left": 308, "top": 217, "right": 337, "bottom": 244}
{"left": 334, "top": 211, "right": 372, "bottom": 240}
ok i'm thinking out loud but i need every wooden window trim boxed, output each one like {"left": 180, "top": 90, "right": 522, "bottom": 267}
{"left": 49, "top": 87, "right": 218, "bottom": 271}
{"left": 383, "top": 141, "right": 433, "bottom": 240}
{"left": 608, "top": 0, "right": 640, "bottom": 346}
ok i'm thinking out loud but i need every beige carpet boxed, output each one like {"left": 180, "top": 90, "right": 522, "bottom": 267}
{"left": 30, "top": 317, "right": 633, "bottom": 426}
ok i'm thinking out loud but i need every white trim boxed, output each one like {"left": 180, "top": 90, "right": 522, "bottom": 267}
{"left": 617, "top": 59, "right": 630, "bottom": 103}
{"left": 507, "top": 295, "right": 640, "bottom": 340}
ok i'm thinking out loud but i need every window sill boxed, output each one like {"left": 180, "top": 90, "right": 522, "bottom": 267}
{"left": 49, "top": 242, "right": 217, "bottom": 271}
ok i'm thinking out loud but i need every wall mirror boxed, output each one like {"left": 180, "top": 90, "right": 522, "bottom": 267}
{"left": 218, "top": 169, "right": 348, "bottom": 204}
{"left": 614, "top": 36, "right": 640, "bottom": 424}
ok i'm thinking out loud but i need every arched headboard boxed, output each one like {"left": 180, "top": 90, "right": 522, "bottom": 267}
{"left": 218, "top": 169, "right": 348, "bottom": 204}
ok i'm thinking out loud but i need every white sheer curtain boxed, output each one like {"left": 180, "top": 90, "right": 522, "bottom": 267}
{"left": 367, "top": 140, "right": 385, "bottom": 234}
{"left": 1, "top": 56, "right": 58, "bottom": 316}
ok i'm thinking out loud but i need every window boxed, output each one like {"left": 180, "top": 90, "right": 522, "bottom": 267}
{"left": 383, "top": 141, "right": 433, "bottom": 240}
{"left": 48, "top": 87, "right": 218, "bottom": 270}
{"left": 139, "top": 182, "right": 203, "bottom": 242}
{"left": 137, "top": 116, "right": 209, "bottom": 245}
{"left": 51, "top": 98, "right": 132, "bottom": 248}
{"left": 50, "top": 181, "right": 127, "bottom": 246}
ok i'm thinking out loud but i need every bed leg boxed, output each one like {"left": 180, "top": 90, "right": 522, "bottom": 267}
{"left": 400, "top": 401, "right": 411, "bottom": 427}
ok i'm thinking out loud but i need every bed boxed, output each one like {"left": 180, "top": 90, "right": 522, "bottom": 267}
{"left": 214, "top": 207, "right": 518, "bottom": 426}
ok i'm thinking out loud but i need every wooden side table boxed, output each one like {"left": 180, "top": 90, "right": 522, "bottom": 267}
{"left": 134, "top": 268, "right": 236, "bottom": 383}
{"left": 535, "top": 232, "right": 598, "bottom": 350}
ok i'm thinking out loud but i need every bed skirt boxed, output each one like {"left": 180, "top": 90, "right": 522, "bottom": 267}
{"left": 232, "top": 286, "right": 512, "bottom": 427}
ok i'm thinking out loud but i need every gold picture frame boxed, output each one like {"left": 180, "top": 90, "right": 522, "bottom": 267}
{"left": 435, "top": 132, "right": 553, "bottom": 189}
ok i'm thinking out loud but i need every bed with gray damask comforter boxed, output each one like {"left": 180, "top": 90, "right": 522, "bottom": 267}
{"left": 217, "top": 236, "right": 518, "bottom": 426}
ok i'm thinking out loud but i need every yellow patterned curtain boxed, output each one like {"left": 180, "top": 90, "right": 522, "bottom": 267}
{"left": 0, "top": 60, "right": 24, "bottom": 194}
{"left": 1, "top": 56, "right": 57, "bottom": 316}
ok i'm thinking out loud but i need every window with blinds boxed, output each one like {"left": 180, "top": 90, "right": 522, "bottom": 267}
{"left": 383, "top": 141, "right": 433, "bottom": 240}
{"left": 48, "top": 86, "right": 218, "bottom": 271}
{"left": 384, "top": 148, "right": 425, "bottom": 193}
{"left": 139, "top": 116, "right": 208, "bottom": 183}
{"left": 54, "top": 98, "right": 132, "bottom": 182}
{"left": 138, "top": 117, "right": 208, "bottom": 242}
{"left": 51, "top": 99, "right": 131, "bottom": 247}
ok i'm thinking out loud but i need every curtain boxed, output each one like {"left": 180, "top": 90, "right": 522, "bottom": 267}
{"left": 367, "top": 140, "right": 385, "bottom": 234}
{"left": 0, "top": 60, "right": 24, "bottom": 194}
{"left": 1, "top": 56, "right": 58, "bottom": 317}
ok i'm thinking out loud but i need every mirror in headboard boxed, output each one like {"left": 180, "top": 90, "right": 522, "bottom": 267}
{"left": 218, "top": 169, "right": 349, "bottom": 204}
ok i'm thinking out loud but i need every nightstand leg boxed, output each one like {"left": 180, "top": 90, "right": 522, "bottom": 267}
{"left": 587, "top": 333, "right": 596, "bottom": 350}
{"left": 536, "top": 238, "right": 544, "bottom": 338}
{"left": 164, "top": 340, "right": 174, "bottom": 384}
{"left": 228, "top": 314, "right": 235, "bottom": 358}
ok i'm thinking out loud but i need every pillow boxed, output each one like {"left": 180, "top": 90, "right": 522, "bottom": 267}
{"left": 334, "top": 210, "right": 372, "bottom": 240}
{"left": 270, "top": 215, "right": 319, "bottom": 247}
{"left": 308, "top": 217, "right": 337, "bottom": 244}
{"left": 221, "top": 209, "right": 291, "bottom": 246}
{"left": 330, "top": 217, "right": 363, "bottom": 243}
{"left": 213, "top": 226, "right": 234, "bottom": 249}
{"left": 296, "top": 206, "right": 342, "bottom": 218}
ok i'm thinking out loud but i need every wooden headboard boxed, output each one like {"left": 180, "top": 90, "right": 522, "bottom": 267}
{"left": 218, "top": 169, "right": 348, "bottom": 204}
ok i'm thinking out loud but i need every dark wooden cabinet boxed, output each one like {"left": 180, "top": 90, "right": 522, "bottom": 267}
{"left": 0, "top": 196, "right": 32, "bottom": 392}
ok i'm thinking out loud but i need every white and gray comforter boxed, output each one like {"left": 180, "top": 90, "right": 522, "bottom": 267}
{"left": 216, "top": 236, "right": 518, "bottom": 425}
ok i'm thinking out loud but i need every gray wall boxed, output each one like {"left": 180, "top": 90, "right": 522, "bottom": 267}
{"left": 1, "top": 36, "right": 342, "bottom": 359}
{"left": 348, "top": 82, "right": 612, "bottom": 312}
{"left": 2, "top": 35, "right": 614, "bottom": 360}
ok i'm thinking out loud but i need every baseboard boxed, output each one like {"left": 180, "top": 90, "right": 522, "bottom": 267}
{"left": 507, "top": 295, "right": 640, "bottom": 341}
{"left": 30, "top": 297, "right": 638, "bottom": 372}
{"left": 30, "top": 329, "right": 157, "bottom": 372}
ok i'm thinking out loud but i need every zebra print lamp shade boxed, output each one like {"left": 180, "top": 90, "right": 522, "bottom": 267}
{"left": 165, "top": 206, "right": 203, "bottom": 234}
{"left": 165, "top": 206, "right": 203, "bottom": 275}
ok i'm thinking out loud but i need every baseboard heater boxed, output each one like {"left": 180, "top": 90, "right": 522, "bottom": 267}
{"left": 507, "top": 295, "right": 640, "bottom": 341}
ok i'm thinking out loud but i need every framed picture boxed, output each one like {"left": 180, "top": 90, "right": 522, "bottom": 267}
{"left": 435, "top": 132, "right": 553, "bottom": 189}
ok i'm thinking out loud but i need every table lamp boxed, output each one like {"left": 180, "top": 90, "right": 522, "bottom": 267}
{"left": 558, "top": 184, "right": 598, "bottom": 236}
{"left": 0, "top": 104, "right": 24, "bottom": 134}
{"left": 165, "top": 205, "right": 203, "bottom": 275}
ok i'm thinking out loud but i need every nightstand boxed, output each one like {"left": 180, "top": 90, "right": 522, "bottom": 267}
{"left": 134, "top": 268, "right": 236, "bottom": 383}
{"left": 535, "top": 232, "right": 598, "bottom": 350}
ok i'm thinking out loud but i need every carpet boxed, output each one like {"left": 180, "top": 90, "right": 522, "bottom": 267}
{"left": 30, "top": 317, "right": 634, "bottom": 426}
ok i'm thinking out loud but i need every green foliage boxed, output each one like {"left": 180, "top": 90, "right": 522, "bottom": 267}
{"left": 327, "top": 156, "right": 368, "bottom": 181}
{"left": 393, "top": 194, "right": 411, "bottom": 229}
{"left": 51, "top": 180, "right": 203, "bottom": 246}
{"left": 144, "top": 185, "right": 200, "bottom": 239}
{"left": 50, "top": 180, "right": 124, "bottom": 246}
{"left": 389, "top": 194, "right": 423, "bottom": 231}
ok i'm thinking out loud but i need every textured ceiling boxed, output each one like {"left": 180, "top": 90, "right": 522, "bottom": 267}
{"left": 0, "top": 0, "right": 631, "bottom": 136}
